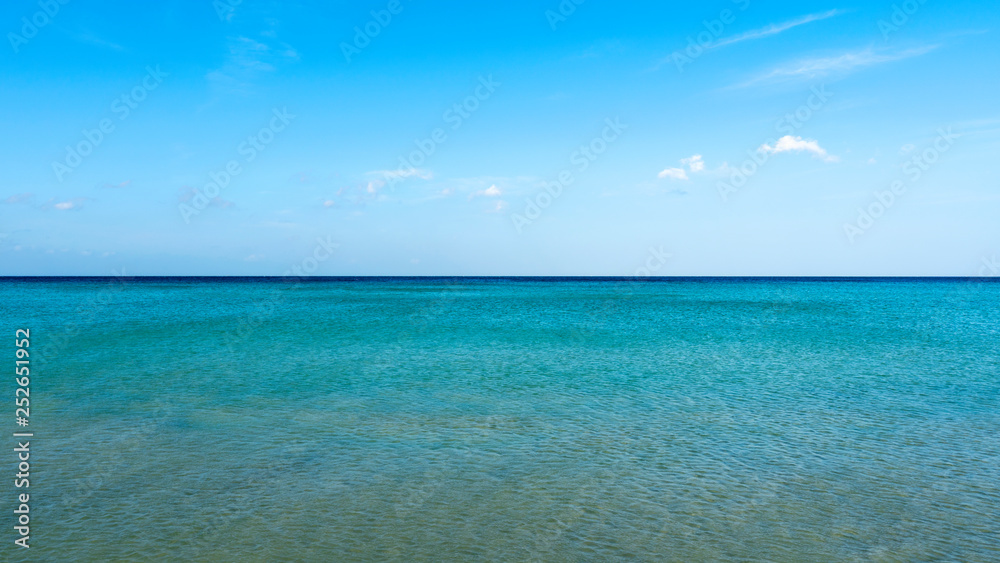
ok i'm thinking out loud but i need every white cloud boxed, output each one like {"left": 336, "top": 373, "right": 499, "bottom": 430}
{"left": 713, "top": 10, "right": 844, "bottom": 49}
{"left": 469, "top": 184, "right": 504, "bottom": 200}
{"left": 658, "top": 167, "right": 689, "bottom": 180}
{"left": 681, "top": 154, "right": 705, "bottom": 172}
{"left": 54, "top": 201, "right": 80, "bottom": 210}
{"left": 659, "top": 154, "right": 706, "bottom": 181}
{"left": 758, "top": 135, "right": 838, "bottom": 162}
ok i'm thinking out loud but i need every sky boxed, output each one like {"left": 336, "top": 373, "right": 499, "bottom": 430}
{"left": 1, "top": 0, "right": 999, "bottom": 276}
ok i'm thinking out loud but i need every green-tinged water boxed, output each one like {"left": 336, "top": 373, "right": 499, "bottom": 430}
{"left": 2, "top": 278, "right": 999, "bottom": 561}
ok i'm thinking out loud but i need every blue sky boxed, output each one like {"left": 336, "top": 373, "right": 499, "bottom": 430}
{"left": 1, "top": 0, "right": 998, "bottom": 275}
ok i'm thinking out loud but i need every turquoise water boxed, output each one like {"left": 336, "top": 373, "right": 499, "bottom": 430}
{"left": 3, "top": 278, "right": 999, "bottom": 561}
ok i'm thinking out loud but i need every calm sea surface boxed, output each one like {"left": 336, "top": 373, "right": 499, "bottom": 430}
{"left": 2, "top": 278, "right": 999, "bottom": 561}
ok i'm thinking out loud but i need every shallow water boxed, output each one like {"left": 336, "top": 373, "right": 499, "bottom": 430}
{"left": 3, "top": 278, "right": 999, "bottom": 561}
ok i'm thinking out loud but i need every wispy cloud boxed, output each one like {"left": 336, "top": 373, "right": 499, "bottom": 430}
{"left": 950, "top": 117, "right": 1000, "bottom": 138}
{"left": 714, "top": 10, "right": 845, "bottom": 49}
{"left": 2, "top": 193, "right": 33, "bottom": 205}
{"left": 364, "top": 168, "right": 434, "bottom": 194}
{"left": 229, "top": 36, "right": 276, "bottom": 71}
{"left": 207, "top": 35, "right": 299, "bottom": 93}
{"left": 369, "top": 168, "right": 434, "bottom": 181}
{"left": 575, "top": 39, "right": 627, "bottom": 59}
{"left": 43, "top": 197, "right": 89, "bottom": 211}
{"left": 466, "top": 183, "right": 507, "bottom": 211}
{"left": 76, "top": 32, "right": 125, "bottom": 51}
{"left": 470, "top": 184, "right": 502, "bottom": 199}
{"left": 738, "top": 45, "right": 938, "bottom": 87}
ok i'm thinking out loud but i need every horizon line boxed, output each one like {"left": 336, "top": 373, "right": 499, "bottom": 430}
{"left": 1, "top": 276, "right": 997, "bottom": 281}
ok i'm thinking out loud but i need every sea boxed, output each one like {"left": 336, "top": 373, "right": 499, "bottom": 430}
{"left": 2, "top": 277, "right": 998, "bottom": 561}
